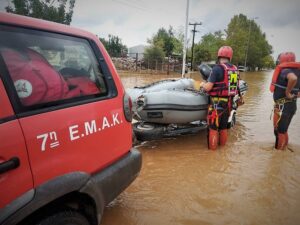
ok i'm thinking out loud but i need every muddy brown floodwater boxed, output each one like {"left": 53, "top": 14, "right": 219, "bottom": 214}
{"left": 101, "top": 71, "right": 300, "bottom": 225}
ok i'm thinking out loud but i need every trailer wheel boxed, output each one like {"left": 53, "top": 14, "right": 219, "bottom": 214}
{"left": 133, "top": 122, "right": 165, "bottom": 141}
{"left": 227, "top": 112, "right": 236, "bottom": 129}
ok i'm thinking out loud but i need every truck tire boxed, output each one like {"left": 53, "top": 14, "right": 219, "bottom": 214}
{"left": 35, "top": 210, "right": 90, "bottom": 225}
{"left": 133, "top": 122, "right": 165, "bottom": 141}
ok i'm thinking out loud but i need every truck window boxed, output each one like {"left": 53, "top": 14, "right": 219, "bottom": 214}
{"left": 0, "top": 26, "right": 107, "bottom": 108}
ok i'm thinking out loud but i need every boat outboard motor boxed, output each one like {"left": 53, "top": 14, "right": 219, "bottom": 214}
{"left": 198, "top": 64, "right": 212, "bottom": 81}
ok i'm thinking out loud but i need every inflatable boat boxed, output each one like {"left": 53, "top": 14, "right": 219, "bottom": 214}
{"left": 127, "top": 64, "right": 248, "bottom": 141}
{"left": 134, "top": 89, "right": 208, "bottom": 124}
{"left": 127, "top": 78, "right": 247, "bottom": 125}
{"left": 128, "top": 78, "right": 195, "bottom": 114}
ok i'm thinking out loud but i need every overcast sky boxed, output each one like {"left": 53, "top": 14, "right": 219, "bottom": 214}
{"left": 1, "top": 0, "right": 300, "bottom": 59}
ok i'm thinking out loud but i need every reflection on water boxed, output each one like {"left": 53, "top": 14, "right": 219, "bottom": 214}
{"left": 101, "top": 71, "right": 300, "bottom": 225}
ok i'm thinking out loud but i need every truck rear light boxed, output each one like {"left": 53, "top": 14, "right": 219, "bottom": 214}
{"left": 123, "top": 93, "right": 132, "bottom": 122}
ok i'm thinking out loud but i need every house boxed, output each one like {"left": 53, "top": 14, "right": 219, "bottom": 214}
{"left": 128, "top": 44, "right": 147, "bottom": 60}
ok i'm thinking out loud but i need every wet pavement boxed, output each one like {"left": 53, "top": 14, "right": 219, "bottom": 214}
{"left": 100, "top": 71, "right": 300, "bottom": 225}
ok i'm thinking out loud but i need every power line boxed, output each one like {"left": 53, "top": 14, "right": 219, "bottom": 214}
{"left": 189, "top": 22, "right": 202, "bottom": 70}
{"left": 122, "top": 0, "right": 149, "bottom": 11}
{"left": 111, "top": 0, "right": 149, "bottom": 13}
{"left": 128, "top": 0, "right": 167, "bottom": 13}
{"left": 117, "top": 0, "right": 175, "bottom": 17}
{"left": 113, "top": 0, "right": 146, "bottom": 11}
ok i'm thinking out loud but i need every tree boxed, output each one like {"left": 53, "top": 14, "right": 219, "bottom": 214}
{"left": 173, "top": 28, "right": 184, "bottom": 55}
{"left": 148, "top": 26, "right": 183, "bottom": 57}
{"left": 193, "top": 31, "right": 225, "bottom": 64}
{"left": 192, "top": 14, "right": 274, "bottom": 70}
{"left": 143, "top": 26, "right": 183, "bottom": 71}
{"left": 5, "top": 0, "right": 76, "bottom": 25}
{"left": 262, "top": 55, "right": 275, "bottom": 69}
{"left": 143, "top": 46, "right": 165, "bottom": 69}
{"left": 225, "top": 14, "right": 273, "bottom": 70}
{"left": 99, "top": 35, "right": 127, "bottom": 57}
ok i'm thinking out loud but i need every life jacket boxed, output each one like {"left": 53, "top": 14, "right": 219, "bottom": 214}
{"left": 208, "top": 63, "right": 239, "bottom": 97}
{"left": 65, "top": 77, "right": 100, "bottom": 96}
{"left": 0, "top": 48, "right": 69, "bottom": 106}
{"left": 270, "top": 62, "right": 300, "bottom": 93}
{"left": 59, "top": 67, "right": 100, "bottom": 96}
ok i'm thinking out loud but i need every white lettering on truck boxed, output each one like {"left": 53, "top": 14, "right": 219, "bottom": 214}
{"left": 85, "top": 120, "right": 97, "bottom": 135}
{"left": 69, "top": 113, "right": 122, "bottom": 142}
{"left": 69, "top": 125, "right": 80, "bottom": 141}
{"left": 37, "top": 113, "right": 123, "bottom": 150}
{"left": 102, "top": 117, "right": 110, "bottom": 129}
{"left": 37, "top": 131, "right": 60, "bottom": 151}
{"left": 113, "top": 113, "right": 120, "bottom": 125}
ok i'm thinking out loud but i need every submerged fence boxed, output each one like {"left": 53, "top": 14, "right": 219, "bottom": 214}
{"left": 111, "top": 53, "right": 185, "bottom": 74}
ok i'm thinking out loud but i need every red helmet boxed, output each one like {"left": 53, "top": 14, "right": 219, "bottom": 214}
{"left": 277, "top": 52, "right": 296, "bottom": 65}
{"left": 218, "top": 46, "right": 233, "bottom": 61}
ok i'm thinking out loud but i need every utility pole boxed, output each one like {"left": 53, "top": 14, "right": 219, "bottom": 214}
{"left": 182, "top": 0, "right": 190, "bottom": 77}
{"left": 189, "top": 22, "right": 202, "bottom": 71}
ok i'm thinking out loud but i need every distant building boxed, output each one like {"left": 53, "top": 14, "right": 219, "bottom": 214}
{"left": 128, "top": 45, "right": 147, "bottom": 60}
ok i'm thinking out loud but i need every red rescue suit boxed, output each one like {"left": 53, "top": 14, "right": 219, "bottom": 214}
{"left": 207, "top": 63, "right": 239, "bottom": 150}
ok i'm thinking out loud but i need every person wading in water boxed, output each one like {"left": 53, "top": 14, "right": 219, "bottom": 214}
{"left": 200, "top": 46, "right": 241, "bottom": 150}
{"left": 270, "top": 52, "right": 300, "bottom": 150}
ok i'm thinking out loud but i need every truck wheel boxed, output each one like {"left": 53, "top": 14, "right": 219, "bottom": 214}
{"left": 35, "top": 210, "right": 90, "bottom": 225}
{"left": 133, "top": 122, "right": 164, "bottom": 141}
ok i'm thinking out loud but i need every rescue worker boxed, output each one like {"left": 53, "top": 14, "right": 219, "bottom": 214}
{"left": 200, "top": 46, "right": 240, "bottom": 150}
{"left": 270, "top": 52, "right": 300, "bottom": 150}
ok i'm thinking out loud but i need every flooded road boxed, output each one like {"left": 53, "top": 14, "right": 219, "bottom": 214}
{"left": 101, "top": 71, "right": 300, "bottom": 225}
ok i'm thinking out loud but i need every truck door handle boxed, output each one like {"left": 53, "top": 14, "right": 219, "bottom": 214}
{"left": 0, "top": 157, "right": 20, "bottom": 174}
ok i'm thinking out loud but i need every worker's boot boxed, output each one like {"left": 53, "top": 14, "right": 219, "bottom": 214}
{"left": 219, "top": 129, "right": 228, "bottom": 146}
{"left": 208, "top": 129, "right": 218, "bottom": 150}
{"left": 276, "top": 133, "right": 287, "bottom": 150}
